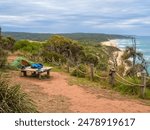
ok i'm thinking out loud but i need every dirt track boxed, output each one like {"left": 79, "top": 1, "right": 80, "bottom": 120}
{"left": 10, "top": 71, "right": 150, "bottom": 113}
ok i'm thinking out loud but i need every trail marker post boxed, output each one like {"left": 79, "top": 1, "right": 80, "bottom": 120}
{"left": 109, "top": 68, "right": 116, "bottom": 87}
{"left": 141, "top": 70, "right": 146, "bottom": 98}
{"left": 90, "top": 63, "right": 94, "bottom": 81}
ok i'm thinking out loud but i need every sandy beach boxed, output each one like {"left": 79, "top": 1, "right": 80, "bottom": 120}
{"left": 101, "top": 40, "right": 118, "bottom": 47}
{"left": 102, "top": 40, "right": 129, "bottom": 74}
{"left": 101, "top": 39, "right": 123, "bottom": 65}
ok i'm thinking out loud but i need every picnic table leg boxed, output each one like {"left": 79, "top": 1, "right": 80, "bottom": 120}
{"left": 21, "top": 71, "right": 27, "bottom": 77}
{"left": 20, "top": 71, "right": 23, "bottom": 77}
{"left": 24, "top": 71, "right": 27, "bottom": 76}
{"left": 47, "top": 70, "right": 50, "bottom": 77}
{"left": 38, "top": 73, "right": 42, "bottom": 79}
{"left": 31, "top": 72, "right": 36, "bottom": 77}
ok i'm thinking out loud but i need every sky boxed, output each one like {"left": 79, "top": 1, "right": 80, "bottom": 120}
{"left": 0, "top": 0, "right": 150, "bottom": 35}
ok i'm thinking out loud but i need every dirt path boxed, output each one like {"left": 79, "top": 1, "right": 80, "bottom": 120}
{"left": 9, "top": 71, "right": 150, "bottom": 113}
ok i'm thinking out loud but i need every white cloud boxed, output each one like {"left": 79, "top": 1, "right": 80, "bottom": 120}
{"left": 0, "top": 0, "right": 150, "bottom": 35}
{"left": 122, "top": 17, "right": 150, "bottom": 25}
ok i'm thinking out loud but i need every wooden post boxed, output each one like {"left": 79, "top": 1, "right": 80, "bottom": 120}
{"left": 20, "top": 71, "right": 23, "bottom": 77}
{"left": 90, "top": 64, "right": 94, "bottom": 81}
{"left": 47, "top": 70, "right": 50, "bottom": 76}
{"left": 109, "top": 68, "right": 116, "bottom": 86}
{"left": 22, "top": 71, "right": 27, "bottom": 77}
{"left": 20, "top": 71, "right": 27, "bottom": 77}
{"left": 38, "top": 72, "right": 42, "bottom": 79}
{"left": 141, "top": 71, "right": 146, "bottom": 98}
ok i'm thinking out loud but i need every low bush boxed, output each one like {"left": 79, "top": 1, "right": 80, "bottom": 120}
{"left": 96, "top": 62, "right": 108, "bottom": 71}
{"left": 14, "top": 40, "right": 42, "bottom": 54}
{"left": 0, "top": 76, "right": 37, "bottom": 113}
{"left": 0, "top": 48, "right": 8, "bottom": 68}
{"left": 115, "top": 84, "right": 140, "bottom": 96}
{"left": 42, "top": 51, "right": 66, "bottom": 64}
{"left": 0, "top": 36, "right": 15, "bottom": 51}
{"left": 71, "top": 64, "right": 87, "bottom": 78}
{"left": 114, "top": 77, "right": 141, "bottom": 96}
{"left": 146, "top": 78, "right": 150, "bottom": 89}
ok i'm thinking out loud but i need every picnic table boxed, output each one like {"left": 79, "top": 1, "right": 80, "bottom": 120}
{"left": 20, "top": 66, "right": 52, "bottom": 79}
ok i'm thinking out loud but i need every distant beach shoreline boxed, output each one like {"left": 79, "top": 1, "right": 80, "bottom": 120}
{"left": 103, "top": 37, "right": 150, "bottom": 74}
{"left": 101, "top": 39, "right": 123, "bottom": 65}
{"left": 101, "top": 39, "right": 130, "bottom": 74}
{"left": 101, "top": 40, "right": 118, "bottom": 48}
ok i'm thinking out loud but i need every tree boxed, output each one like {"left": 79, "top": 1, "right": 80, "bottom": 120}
{"left": 122, "top": 37, "right": 148, "bottom": 76}
{"left": 43, "top": 35, "right": 84, "bottom": 64}
{"left": 0, "top": 36, "right": 15, "bottom": 51}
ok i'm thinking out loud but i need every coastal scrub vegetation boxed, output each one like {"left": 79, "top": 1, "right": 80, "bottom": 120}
{"left": 13, "top": 34, "right": 150, "bottom": 98}
{"left": 0, "top": 35, "right": 37, "bottom": 113}
{"left": 0, "top": 35, "right": 15, "bottom": 69}
{"left": 0, "top": 36, "right": 15, "bottom": 51}
{"left": 0, "top": 48, "right": 8, "bottom": 68}
{"left": 0, "top": 32, "right": 150, "bottom": 113}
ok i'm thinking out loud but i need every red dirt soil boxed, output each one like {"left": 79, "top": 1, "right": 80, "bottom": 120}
{"left": 10, "top": 71, "right": 150, "bottom": 113}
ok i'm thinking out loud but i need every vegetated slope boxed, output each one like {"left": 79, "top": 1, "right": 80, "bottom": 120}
{"left": 3, "top": 32, "right": 130, "bottom": 43}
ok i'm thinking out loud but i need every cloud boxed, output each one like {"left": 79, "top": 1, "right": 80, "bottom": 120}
{"left": 0, "top": 0, "right": 150, "bottom": 35}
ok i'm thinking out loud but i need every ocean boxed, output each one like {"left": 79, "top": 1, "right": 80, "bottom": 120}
{"left": 116, "top": 36, "right": 150, "bottom": 73}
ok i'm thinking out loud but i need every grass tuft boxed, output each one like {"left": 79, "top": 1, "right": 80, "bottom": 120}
{"left": 0, "top": 75, "right": 37, "bottom": 113}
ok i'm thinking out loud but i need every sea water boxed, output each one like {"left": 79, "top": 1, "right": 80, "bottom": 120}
{"left": 116, "top": 36, "right": 150, "bottom": 73}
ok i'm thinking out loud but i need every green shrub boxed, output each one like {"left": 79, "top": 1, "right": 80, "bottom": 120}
{"left": 0, "top": 48, "right": 8, "bottom": 68}
{"left": 42, "top": 51, "right": 66, "bottom": 64}
{"left": 146, "top": 78, "right": 150, "bottom": 89}
{"left": 14, "top": 40, "right": 42, "bottom": 54}
{"left": 0, "top": 76, "right": 37, "bottom": 113}
{"left": 145, "top": 88, "right": 150, "bottom": 99}
{"left": 84, "top": 53, "right": 98, "bottom": 66}
{"left": 0, "top": 36, "right": 15, "bottom": 51}
{"left": 71, "top": 64, "right": 87, "bottom": 78}
{"left": 96, "top": 62, "right": 108, "bottom": 71}
{"left": 114, "top": 77, "right": 140, "bottom": 96}
{"left": 43, "top": 35, "right": 84, "bottom": 64}
{"left": 115, "top": 84, "right": 140, "bottom": 95}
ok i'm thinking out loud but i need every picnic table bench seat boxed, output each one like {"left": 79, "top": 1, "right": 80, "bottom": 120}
{"left": 20, "top": 66, "right": 52, "bottom": 79}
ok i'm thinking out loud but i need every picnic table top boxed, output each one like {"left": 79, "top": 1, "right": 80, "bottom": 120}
{"left": 21, "top": 66, "right": 53, "bottom": 72}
